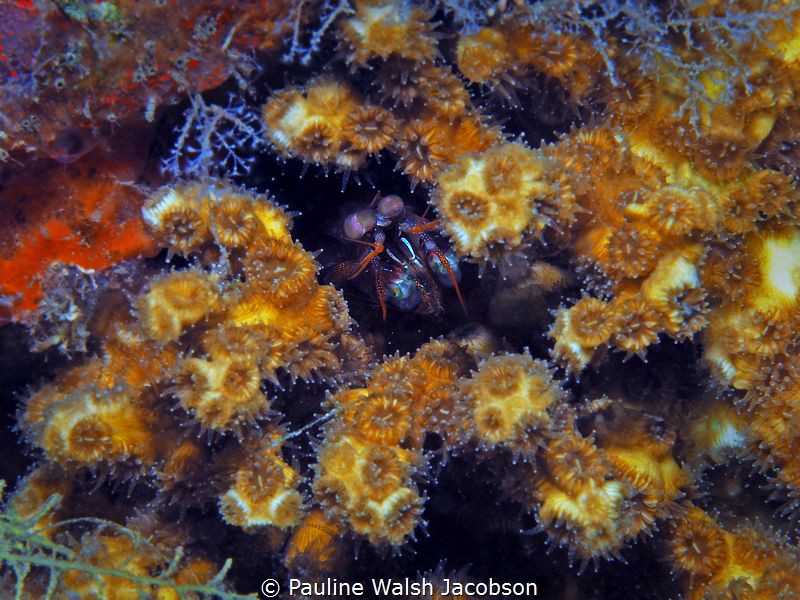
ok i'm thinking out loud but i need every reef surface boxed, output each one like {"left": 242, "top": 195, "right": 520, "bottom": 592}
{"left": 2, "top": 1, "right": 800, "bottom": 598}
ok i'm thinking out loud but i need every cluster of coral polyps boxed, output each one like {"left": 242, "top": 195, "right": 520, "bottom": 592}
{"left": 19, "top": 180, "right": 362, "bottom": 535}
{"left": 668, "top": 503, "right": 800, "bottom": 599}
{"left": 313, "top": 340, "right": 471, "bottom": 544}
{"left": 527, "top": 410, "right": 689, "bottom": 561}
{"left": 433, "top": 142, "right": 575, "bottom": 265}
{"left": 542, "top": 121, "right": 800, "bottom": 372}
{"left": 9, "top": 0, "right": 800, "bottom": 596}
{"left": 262, "top": 0, "right": 500, "bottom": 183}
{"left": 456, "top": 21, "right": 604, "bottom": 104}
{"left": 308, "top": 343, "right": 692, "bottom": 562}
{"left": 456, "top": 351, "right": 690, "bottom": 561}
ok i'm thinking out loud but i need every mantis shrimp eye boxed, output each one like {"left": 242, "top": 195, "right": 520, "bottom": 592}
{"left": 343, "top": 209, "right": 378, "bottom": 240}
{"left": 377, "top": 194, "right": 405, "bottom": 219}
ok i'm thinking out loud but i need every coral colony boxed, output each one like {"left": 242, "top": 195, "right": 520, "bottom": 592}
{"left": 2, "top": 0, "right": 800, "bottom": 598}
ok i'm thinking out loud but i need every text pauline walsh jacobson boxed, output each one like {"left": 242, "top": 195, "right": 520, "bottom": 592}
{"left": 289, "top": 577, "right": 538, "bottom": 596}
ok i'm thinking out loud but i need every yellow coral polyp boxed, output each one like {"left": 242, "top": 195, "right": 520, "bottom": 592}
{"left": 550, "top": 297, "right": 620, "bottom": 373}
{"left": 434, "top": 143, "right": 559, "bottom": 262}
{"left": 176, "top": 354, "right": 267, "bottom": 432}
{"left": 39, "top": 385, "right": 158, "bottom": 467}
{"left": 252, "top": 199, "right": 293, "bottom": 243}
{"left": 339, "top": 0, "right": 438, "bottom": 67}
{"left": 219, "top": 440, "right": 304, "bottom": 530}
{"left": 263, "top": 77, "right": 383, "bottom": 169}
{"left": 142, "top": 184, "right": 210, "bottom": 254}
{"left": 640, "top": 250, "right": 708, "bottom": 337}
{"left": 139, "top": 270, "right": 222, "bottom": 344}
{"left": 464, "top": 352, "right": 564, "bottom": 450}
{"left": 314, "top": 431, "right": 423, "bottom": 545}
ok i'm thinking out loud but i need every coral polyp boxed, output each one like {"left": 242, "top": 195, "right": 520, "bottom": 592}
{"left": 462, "top": 351, "right": 564, "bottom": 451}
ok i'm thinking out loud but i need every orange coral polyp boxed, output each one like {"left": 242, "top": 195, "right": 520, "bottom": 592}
{"left": 568, "top": 297, "right": 618, "bottom": 347}
{"left": 350, "top": 394, "right": 413, "bottom": 445}
{"left": 603, "top": 222, "right": 662, "bottom": 281}
{"left": 456, "top": 27, "right": 514, "bottom": 84}
{"left": 626, "top": 186, "right": 716, "bottom": 235}
{"left": 610, "top": 294, "right": 662, "bottom": 356}
{"left": 242, "top": 238, "right": 319, "bottom": 307}
{"left": 549, "top": 297, "right": 620, "bottom": 373}
{"left": 543, "top": 433, "right": 608, "bottom": 496}
{"left": 342, "top": 106, "right": 397, "bottom": 153}
{"left": 283, "top": 509, "right": 343, "bottom": 573}
{"left": 213, "top": 196, "right": 259, "bottom": 247}
{"left": 669, "top": 507, "right": 730, "bottom": 577}
{"left": 394, "top": 119, "right": 451, "bottom": 182}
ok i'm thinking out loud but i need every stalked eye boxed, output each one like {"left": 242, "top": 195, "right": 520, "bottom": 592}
{"left": 343, "top": 209, "right": 377, "bottom": 240}
{"left": 377, "top": 194, "right": 404, "bottom": 219}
